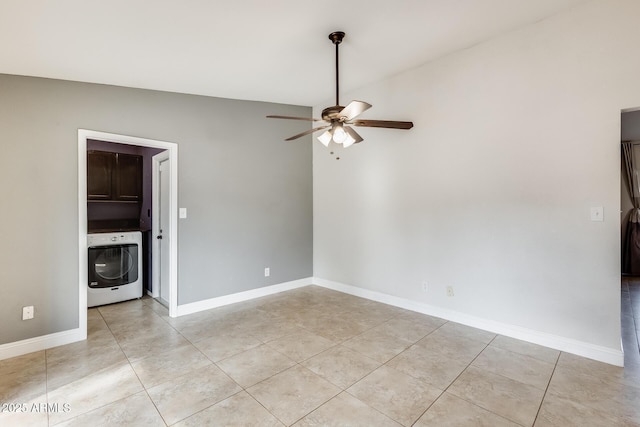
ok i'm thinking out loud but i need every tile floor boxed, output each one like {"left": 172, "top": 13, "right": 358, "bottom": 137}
{"left": 2, "top": 284, "right": 640, "bottom": 426}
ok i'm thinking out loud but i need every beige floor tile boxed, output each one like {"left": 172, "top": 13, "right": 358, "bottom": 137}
{"left": 248, "top": 317, "right": 307, "bottom": 343}
{"left": 108, "top": 315, "right": 175, "bottom": 342}
{"left": 289, "top": 309, "right": 340, "bottom": 330}
{"left": 472, "top": 346, "right": 555, "bottom": 390}
{"left": 396, "top": 310, "right": 446, "bottom": 326}
{"left": 165, "top": 309, "right": 221, "bottom": 333}
{"left": 347, "top": 365, "right": 441, "bottom": 426}
{"left": 130, "top": 344, "right": 212, "bottom": 388}
{"left": 54, "top": 391, "right": 165, "bottom": 427}
{"left": 266, "top": 331, "right": 336, "bottom": 362}
{"left": 86, "top": 310, "right": 111, "bottom": 335}
{"left": 294, "top": 392, "right": 401, "bottom": 426}
{"left": 0, "top": 351, "right": 46, "bottom": 403}
{"left": 219, "top": 309, "right": 275, "bottom": 333}
{"left": 301, "top": 315, "right": 370, "bottom": 342}
{"left": 436, "top": 322, "right": 496, "bottom": 344}
{"left": 302, "top": 345, "right": 381, "bottom": 389}
{"left": 174, "top": 391, "right": 284, "bottom": 427}
{"left": 342, "top": 303, "right": 407, "bottom": 329}
{"left": 342, "top": 329, "right": 414, "bottom": 363}
{"left": 547, "top": 365, "right": 640, "bottom": 423}
{"left": 0, "top": 400, "right": 48, "bottom": 427}
{"left": 46, "top": 342, "right": 127, "bottom": 390}
{"left": 98, "top": 301, "right": 160, "bottom": 330}
{"left": 372, "top": 315, "right": 444, "bottom": 343}
{"left": 534, "top": 392, "right": 633, "bottom": 427}
{"left": 143, "top": 298, "right": 170, "bottom": 317}
{"left": 216, "top": 344, "right": 296, "bottom": 388}
{"left": 147, "top": 364, "right": 241, "bottom": 425}
{"left": 415, "top": 392, "right": 520, "bottom": 427}
{"left": 175, "top": 309, "right": 273, "bottom": 344}
{"left": 116, "top": 327, "right": 191, "bottom": 362}
{"left": 387, "top": 344, "right": 469, "bottom": 390}
{"left": 490, "top": 335, "right": 560, "bottom": 364}
{"left": 97, "top": 298, "right": 147, "bottom": 317}
{"left": 247, "top": 365, "right": 341, "bottom": 426}
{"left": 174, "top": 319, "right": 231, "bottom": 343}
{"left": 414, "top": 330, "right": 487, "bottom": 364}
{"left": 556, "top": 352, "right": 640, "bottom": 388}
{"left": 448, "top": 366, "right": 545, "bottom": 426}
{"left": 5, "top": 287, "right": 633, "bottom": 427}
{"left": 193, "top": 330, "right": 263, "bottom": 362}
{"left": 85, "top": 323, "right": 119, "bottom": 346}
{"left": 47, "top": 362, "right": 143, "bottom": 425}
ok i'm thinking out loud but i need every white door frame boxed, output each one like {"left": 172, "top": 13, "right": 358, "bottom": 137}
{"left": 78, "top": 129, "right": 179, "bottom": 324}
{"left": 151, "top": 151, "right": 170, "bottom": 301}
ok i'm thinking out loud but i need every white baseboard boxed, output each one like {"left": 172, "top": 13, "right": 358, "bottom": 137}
{"left": 1, "top": 276, "right": 623, "bottom": 367}
{"left": 0, "top": 328, "right": 86, "bottom": 361}
{"left": 312, "top": 277, "right": 624, "bottom": 367}
{"left": 175, "top": 277, "right": 312, "bottom": 317}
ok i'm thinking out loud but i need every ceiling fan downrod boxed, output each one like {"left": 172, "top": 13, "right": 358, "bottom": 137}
{"left": 329, "top": 31, "right": 345, "bottom": 107}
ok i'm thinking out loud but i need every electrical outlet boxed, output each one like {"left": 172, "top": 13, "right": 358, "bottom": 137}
{"left": 446, "top": 286, "right": 454, "bottom": 297}
{"left": 422, "top": 281, "right": 428, "bottom": 292}
{"left": 22, "top": 306, "right": 34, "bottom": 320}
{"left": 264, "top": 267, "right": 270, "bottom": 277}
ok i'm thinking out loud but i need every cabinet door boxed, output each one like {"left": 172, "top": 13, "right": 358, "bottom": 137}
{"left": 115, "top": 154, "right": 142, "bottom": 201}
{"left": 87, "top": 151, "right": 114, "bottom": 200}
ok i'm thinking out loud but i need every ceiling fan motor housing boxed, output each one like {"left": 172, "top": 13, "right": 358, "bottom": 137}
{"left": 321, "top": 105, "right": 346, "bottom": 122}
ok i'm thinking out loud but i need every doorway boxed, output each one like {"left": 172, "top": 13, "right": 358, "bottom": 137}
{"left": 78, "top": 130, "right": 179, "bottom": 328}
{"left": 152, "top": 151, "right": 171, "bottom": 306}
{"left": 620, "top": 109, "right": 640, "bottom": 366}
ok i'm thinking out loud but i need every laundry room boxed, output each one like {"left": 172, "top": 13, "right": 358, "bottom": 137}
{"left": 86, "top": 139, "right": 166, "bottom": 308}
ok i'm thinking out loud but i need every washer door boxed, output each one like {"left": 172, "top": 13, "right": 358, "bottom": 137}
{"left": 88, "top": 244, "right": 139, "bottom": 288}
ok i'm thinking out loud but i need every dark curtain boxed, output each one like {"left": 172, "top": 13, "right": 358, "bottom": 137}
{"left": 622, "top": 142, "right": 640, "bottom": 275}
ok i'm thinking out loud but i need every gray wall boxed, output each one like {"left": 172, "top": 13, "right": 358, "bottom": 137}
{"left": 0, "top": 74, "right": 312, "bottom": 345}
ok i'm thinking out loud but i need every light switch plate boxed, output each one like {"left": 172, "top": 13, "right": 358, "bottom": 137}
{"left": 179, "top": 208, "right": 187, "bottom": 219}
{"left": 590, "top": 206, "right": 604, "bottom": 222}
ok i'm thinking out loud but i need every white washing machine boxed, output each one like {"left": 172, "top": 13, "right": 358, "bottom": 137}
{"left": 87, "top": 231, "right": 143, "bottom": 307}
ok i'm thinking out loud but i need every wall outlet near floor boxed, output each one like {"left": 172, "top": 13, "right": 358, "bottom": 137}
{"left": 422, "top": 281, "right": 428, "bottom": 292}
{"left": 446, "top": 286, "right": 455, "bottom": 297}
{"left": 264, "top": 267, "right": 270, "bottom": 277}
{"left": 22, "top": 306, "right": 34, "bottom": 320}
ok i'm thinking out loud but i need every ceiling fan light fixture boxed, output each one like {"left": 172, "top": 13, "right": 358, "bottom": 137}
{"left": 318, "top": 130, "right": 332, "bottom": 147}
{"left": 341, "top": 128, "right": 356, "bottom": 148}
{"left": 267, "top": 31, "right": 414, "bottom": 146}
{"left": 332, "top": 124, "right": 348, "bottom": 144}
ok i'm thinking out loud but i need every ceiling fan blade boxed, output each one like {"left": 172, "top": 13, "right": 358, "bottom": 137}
{"left": 285, "top": 125, "right": 330, "bottom": 141}
{"left": 352, "top": 119, "right": 414, "bottom": 130}
{"left": 339, "top": 100, "right": 372, "bottom": 120}
{"left": 344, "top": 126, "right": 363, "bottom": 144}
{"left": 267, "top": 115, "right": 322, "bottom": 122}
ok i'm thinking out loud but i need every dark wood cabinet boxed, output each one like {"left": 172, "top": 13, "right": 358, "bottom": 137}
{"left": 87, "top": 151, "right": 114, "bottom": 200}
{"left": 87, "top": 151, "right": 142, "bottom": 202}
{"left": 114, "top": 154, "right": 142, "bottom": 201}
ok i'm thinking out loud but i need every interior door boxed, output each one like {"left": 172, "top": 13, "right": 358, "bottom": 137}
{"left": 152, "top": 151, "right": 170, "bottom": 306}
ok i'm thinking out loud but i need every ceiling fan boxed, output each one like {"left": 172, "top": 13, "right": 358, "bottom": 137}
{"left": 267, "top": 31, "right": 413, "bottom": 148}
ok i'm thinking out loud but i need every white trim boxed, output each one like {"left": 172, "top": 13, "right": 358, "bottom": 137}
{"left": 176, "top": 277, "right": 312, "bottom": 316}
{"left": 311, "top": 277, "right": 625, "bottom": 367}
{"left": 78, "top": 134, "right": 88, "bottom": 345}
{"left": 0, "top": 328, "right": 85, "bottom": 361}
{"left": 79, "top": 129, "right": 179, "bottom": 318}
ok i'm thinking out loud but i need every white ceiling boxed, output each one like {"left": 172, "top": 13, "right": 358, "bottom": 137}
{"left": 0, "top": 0, "right": 588, "bottom": 107}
